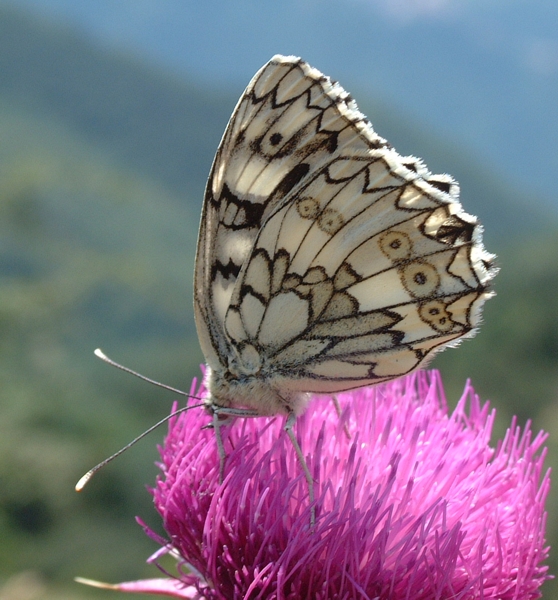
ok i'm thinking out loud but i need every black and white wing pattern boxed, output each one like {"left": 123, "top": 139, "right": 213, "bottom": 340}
{"left": 194, "top": 54, "right": 496, "bottom": 415}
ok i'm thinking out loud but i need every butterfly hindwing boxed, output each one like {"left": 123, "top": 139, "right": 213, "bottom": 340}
{"left": 222, "top": 149, "right": 495, "bottom": 393}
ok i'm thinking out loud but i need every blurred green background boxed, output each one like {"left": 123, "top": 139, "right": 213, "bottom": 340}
{"left": 0, "top": 2, "right": 557, "bottom": 598}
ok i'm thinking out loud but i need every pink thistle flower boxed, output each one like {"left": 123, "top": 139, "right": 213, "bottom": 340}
{"left": 89, "top": 370, "right": 550, "bottom": 599}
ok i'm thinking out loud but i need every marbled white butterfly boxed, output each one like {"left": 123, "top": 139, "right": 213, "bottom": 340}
{"left": 76, "top": 55, "right": 496, "bottom": 504}
{"left": 195, "top": 54, "right": 496, "bottom": 428}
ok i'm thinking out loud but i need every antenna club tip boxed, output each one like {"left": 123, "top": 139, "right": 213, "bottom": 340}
{"left": 94, "top": 348, "right": 107, "bottom": 359}
{"left": 75, "top": 472, "right": 93, "bottom": 492}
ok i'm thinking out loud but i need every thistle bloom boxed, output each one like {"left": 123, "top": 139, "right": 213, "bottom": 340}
{"left": 87, "top": 370, "right": 550, "bottom": 599}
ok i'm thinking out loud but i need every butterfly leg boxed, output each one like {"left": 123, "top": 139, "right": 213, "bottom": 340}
{"left": 211, "top": 405, "right": 316, "bottom": 526}
{"left": 210, "top": 405, "right": 261, "bottom": 484}
{"left": 331, "top": 395, "right": 352, "bottom": 440}
{"left": 284, "top": 411, "right": 316, "bottom": 528}
{"left": 212, "top": 409, "right": 228, "bottom": 484}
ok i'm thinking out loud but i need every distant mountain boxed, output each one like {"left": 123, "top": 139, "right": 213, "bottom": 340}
{"left": 0, "top": 4, "right": 554, "bottom": 244}
{"left": 0, "top": 4, "right": 234, "bottom": 203}
{"left": 9, "top": 0, "right": 558, "bottom": 208}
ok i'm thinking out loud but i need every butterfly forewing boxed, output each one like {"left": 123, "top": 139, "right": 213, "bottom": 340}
{"left": 194, "top": 55, "right": 391, "bottom": 368}
{"left": 195, "top": 54, "right": 496, "bottom": 410}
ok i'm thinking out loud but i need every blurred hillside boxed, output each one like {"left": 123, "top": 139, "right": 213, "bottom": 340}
{"left": 0, "top": 5, "right": 557, "bottom": 599}
{"left": 10, "top": 0, "right": 558, "bottom": 207}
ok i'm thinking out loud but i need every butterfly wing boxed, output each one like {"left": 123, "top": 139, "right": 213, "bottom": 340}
{"left": 195, "top": 55, "right": 496, "bottom": 394}
{"left": 223, "top": 150, "right": 496, "bottom": 394}
{"left": 194, "top": 55, "right": 390, "bottom": 369}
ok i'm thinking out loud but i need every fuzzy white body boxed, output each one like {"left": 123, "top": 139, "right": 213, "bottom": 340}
{"left": 204, "top": 364, "right": 310, "bottom": 416}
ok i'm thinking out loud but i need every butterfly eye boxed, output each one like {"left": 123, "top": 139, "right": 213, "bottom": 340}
{"left": 378, "top": 230, "right": 413, "bottom": 262}
{"left": 317, "top": 208, "right": 344, "bottom": 235}
{"left": 269, "top": 132, "right": 283, "bottom": 146}
{"left": 419, "top": 300, "right": 455, "bottom": 333}
{"left": 400, "top": 261, "right": 440, "bottom": 298}
{"left": 297, "top": 197, "right": 320, "bottom": 219}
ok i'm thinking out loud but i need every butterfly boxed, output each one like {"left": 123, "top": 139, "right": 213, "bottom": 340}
{"left": 194, "top": 54, "right": 496, "bottom": 432}
{"left": 76, "top": 54, "right": 497, "bottom": 509}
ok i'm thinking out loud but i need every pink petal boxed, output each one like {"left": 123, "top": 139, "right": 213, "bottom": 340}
{"left": 75, "top": 576, "right": 199, "bottom": 598}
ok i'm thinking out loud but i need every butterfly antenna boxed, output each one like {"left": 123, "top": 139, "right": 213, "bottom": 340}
{"left": 75, "top": 402, "right": 205, "bottom": 491}
{"left": 75, "top": 349, "right": 207, "bottom": 492}
{"left": 94, "top": 348, "right": 197, "bottom": 397}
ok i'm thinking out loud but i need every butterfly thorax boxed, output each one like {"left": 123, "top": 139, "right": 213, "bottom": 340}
{"left": 204, "top": 360, "right": 310, "bottom": 417}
